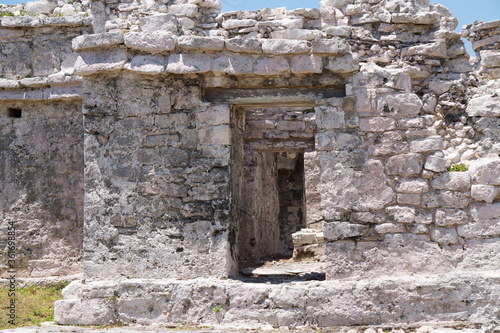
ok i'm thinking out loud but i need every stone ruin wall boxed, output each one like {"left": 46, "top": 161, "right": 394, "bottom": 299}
{"left": 0, "top": 0, "right": 498, "bottom": 327}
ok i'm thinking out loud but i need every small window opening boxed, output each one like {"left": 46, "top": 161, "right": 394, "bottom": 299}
{"left": 8, "top": 108, "right": 22, "bottom": 118}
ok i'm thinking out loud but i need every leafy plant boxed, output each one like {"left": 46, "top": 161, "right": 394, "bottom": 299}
{"left": 448, "top": 163, "right": 468, "bottom": 172}
{"left": 19, "top": 10, "right": 26, "bottom": 16}
{"left": 0, "top": 12, "right": 15, "bottom": 17}
{"left": 213, "top": 305, "right": 222, "bottom": 313}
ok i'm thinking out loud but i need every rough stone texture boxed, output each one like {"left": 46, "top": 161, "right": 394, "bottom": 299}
{"left": 0, "top": 0, "right": 498, "bottom": 328}
{"left": 0, "top": 101, "right": 83, "bottom": 278}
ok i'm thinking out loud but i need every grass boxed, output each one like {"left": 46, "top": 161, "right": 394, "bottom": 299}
{"left": 0, "top": 281, "right": 68, "bottom": 330}
{"left": 448, "top": 163, "right": 468, "bottom": 172}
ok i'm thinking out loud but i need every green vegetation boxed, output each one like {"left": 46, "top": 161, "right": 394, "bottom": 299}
{"left": 213, "top": 305, "right": 222, "bottom": 313}
{"left": 0, "top": 12, "right": 15, "bottom": 17}
{"left": 448, "top": 163, "right": 468, "bottom": 172}
{"left": 0, "top": 281, "right": 68, "bottom": 330}
{"left": 19, "top": 10, "right": 26, "bottom": 16}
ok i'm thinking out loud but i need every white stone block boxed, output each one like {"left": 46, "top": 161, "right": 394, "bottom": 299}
{"left": 396, "top": 178, "right": 429, "bottom": 194}
{"left": 225, "top": 38, "right": 262, "bottom": 53}
{"left": 466, "top": 95, "right": 500, "bottom": 117}
{"left": 325, "top": 53, "right": 359, "bottom": 72}
{"left": 470, "top": 158, "right": 500, "bottom": 185}
{"left": 124, "top": 32, "right": 176, "bottom": 52}
{"left": 212, "top": 55, "right": 254, "bottom": 75}
{"left": 359, "top": 117, "right": 395, "bottom": 132}
{"left": 377, "top": 93, "right": 423, "bottom": 117}
{"left": 178, "top": 36, "right": 224, "bottom": 51}
{"left": 386, "top": 206, "right": 417, "bottom": 223}
{"left": 410, "top": 136, "right": 444, "bottom": 153}
{"left": 128, "top": 55, "right": 166, "bottom": 73}
{"left": 72, "top": 32, "right": 124, "bottom": 51}
{"left": 254, "top": 56, "right": 290, "bottom": 75}
{"left": 471, "top": 184, "right": 498, "bottom": 203}
{"left": 435, "top": 209, "right": 468, "bottom": 226}
{"left": 261, "top": 39, "right": 310, "bottom": 54}
{"left": 430, "top": 227, "right": 460, "bottom": 245}
{"left": 386, "top": 153, "right": 423, "bottom": 176}
{"left": 323, "top": 222, "right": 369, "bottom": 241}
{"left": 311, "top": 37, "right": 350, "bottom": 54}
{"left": 431, "top": 172, "right": 471, "bottom": 191}
{"left": 291, "top": 54, "right": 323, "bottom": 74}
{"left": 166, "top": 54, "right": 212, "bottom": 73}
{"left": 425, "top": 155, "right": 449, "bottom": 172}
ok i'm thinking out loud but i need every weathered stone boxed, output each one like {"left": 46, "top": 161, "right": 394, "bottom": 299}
{"left": 386, "top": 153, "right": 423, "bottom": 176}
{"left": 377, "top": 93, "right": 423, "bottom": 117}
{"left": 261, "top": 39, "right": 310, "bottom": 54}
{"left": 325, "top": 54, "right": 359, "bottom": 72}
{"left": 359, "top": 117, "right": 395, "bottom": 132}
{"left": 410, "top": 136, "right": 444, "bottom": 153}
{"left": 458, "top": 203, "right": 500, "bottom": 238}
{"left": 386, "top": 206, "right": 417, "bottom": 223}
{"left": 311, "top": 38, "right": 350, "bottom": 54}
{"left": 72, "top": 33, "right": 124, "bottom": 51}
{"left": 168, "top": 4, "right": 198, "bottom": 17}
{"left": 128, "top": 55, "right": 166, "bottom": 73}
{"left": 178, "top": 36, "right": 224, "bottom": 51}
{"left": 431, "top": 172, "right": 471, "bottom": 191}
{"left": 254, "top": 56, "right": 290, "bottom": 75}
{"left": 222, "top": 19, "right": 257, "bottom": 29}
{"left": 375, "top": 223, "right": 406, "bottom": 234}
{"left": 435, "top": 209, "right": 468, "bottom": 226}
{"left": 212, "top": 55, "right": 254, "bottom": 75}
{"left": 425, "top": 155, "right": 449, "bottom": 172}
{"left": 124, "top": 32, "right": 176, "bottom": 52}
{"left": 466, "top": 95, "right": 500, "bottom": 117}
{"left": 271, "top": 29, "right": 324, "bottom": 40}
{"left": 225, "top": 38, "right": 262, "bottom": 53}
{"left": 471, "top": 184, "right": 498, "bottom": 203}
{"left": 315, "top": 105, "right": 345, "bottom": 130}
{"left": 480, "top": 50, "right": 500, "bottom": 68}
{"left": 166, "top": 54, "right": 212, "bottom": 73}
{"left": 402, "top": 41, "right": 447, "bottom": 58}
{"left": 430, "top": 227, "right": 460, "bottom": 245}
{"left": 139, "top": 14, "right": 178, "bottom": 34}
{"left": 291, "top": 54, "right": 323, "bottom": 74}
{"left": 470, "top": 158, "right": 500, "bottom": 185}
{"left": 74, "top": 49, "right": 128, "bottom": 75}
{"left": 24, "top": 0, "right": 57, "bottom": 15}
{"left": 396, "top": 178, "right": 429, "bottom": 194}
{"left": 323, "top": 222, "right": 369, "bottom": 241}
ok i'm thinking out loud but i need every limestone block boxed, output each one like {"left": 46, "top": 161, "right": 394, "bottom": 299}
{"left": 212, "top": 55, "right": 254, "bottom": 75}
{"left": 311, "top": 38, "right": 350, "bottom": 54}
{"left": 410, "top": 136, "right": 444, "bottom": 153}
{"left": 0, "top": 16, "right": 43, "bottom": 27}
{"left": 430, "top": 227, "right": 460, "bottom": 245}
{"left": 292, "top": 229, "right": 324, "bottom": 246}
{"left": 480, "top": 50, "right": 500, "bottom": 68}
{"left": 375, "top": 223, "right": 405, "bottom": 234}
{"left": 271, "top": 29, "right": 324, "bottom": 40}
{"left": 128, "top": 55, "right": 166, "bottom": 73}
{"left": 222, "top": 19, "right": 257, "bottom": 29}
{"left": 198, "top": 125, "right": 231, "bottom": 145}
{"left": 471, "top": 184, "right": 498, "bottom": 203}
{"left": 359, "top": 117, "right": 395, "bottom": 132}
{"left": 368, "top": 131, "right": 409, "bottom": 156}
{"left": 396, "top": 178, "right": 429, "bottom": 194}
{"left": 392, "top": 12, "right": 441, "bottom": 25}
{"left": 139, "top": 14, "right": 178, "bottom": 34}
{"left": 0, "top": 78, "right": 20, "bottom": 88}
{"left": 431, "top": 172, "right": 471, "bottom": 192}
{"left": 425, "top": 155, "right": 449, "bottom": 172}
{"left": 435, "top": 209, "right": 468, "bottom": 227}
{"left": 225, "top": 38, "right": 262, "bottom": 53}
{"left": 291, "top": 54, "right": 323, "bottom": 74}
{"left": 124, "top": 32, "right": 176, "bottom": 52}
{"left": 423, "top": 191, "right": 470, "bottom": 209}
{"left": 354, "top": 89, "right": 377, "bottom": 115}
{"left": 466, "top": 95, "right": 500, "bottom": 117}
{"left": 386, "top": 153, "right": 423, "bottom": 176}
{"left": 458, "top": 203, "right": 500, "bottom": 238}
{"left": 397, "top": 193, "right": 421, "bottom": 205}
{"left": 386, "top": 206, "right": 417, "bottom": 223}
{"left": 254, "top": 56, "right": 290, "bottom": 75}
{"left": 320, "top": 159, "right": 394, "bottom": 212}
{"left": 324, "top": 26, "right": 351, "bottom": 37}
{"left": 315, "top": 105, "right": 345, "bottom": 130}
{"left": 155, "top": 113, "right": 188, "bottom": 130}
{"left": 470, "top": 158, "right": 500, "bottom": 185}
{"left": 196, "top": 104, "right": 231, "bottom": 126}
{"left": 24, "top": 0, "right": 57, "bottom": 15}
{"left": 377, "top": 93, "right": 423, "bottom": 117}
{"left": 189, "top": 0, "right": 221, "bottom": 9}
{"left": 72, "top": 32, "right": 124, "bottom": 51}
{"left": 178, "top": 36, "right": 224, "bottom": 51}
{"left": 325, "top": 53, "right": 359, "bottom": 72}
{"left": 74, "top": 49, "right": 127, "bottom": 75}
{"left": 168, "top": 4, "right": 198, "bottom": 17}
{"left": 323, "top": 222, "right": 369, "bottom": 241}
{"left": 54, "top": 299, "right": 117, "bottom": 325}
{"left": 402, "top": 41, "right": 447, "bottom": 58}
{"left": 166, "top": 54, "right": 212, "bottom": 73}
{"left": 261, "top": 39, "right": 310, "bottom": 54}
